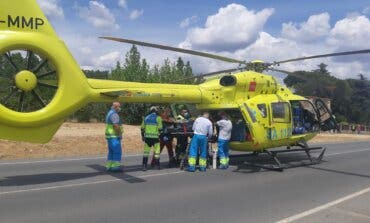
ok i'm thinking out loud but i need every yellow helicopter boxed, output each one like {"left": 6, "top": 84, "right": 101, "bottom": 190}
{"left": 1, "top": 0, "right": 370, "bottom": 169}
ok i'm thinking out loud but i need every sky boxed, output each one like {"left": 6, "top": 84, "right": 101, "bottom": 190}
{"left": 37, "top": 0, "right": 370, "bottom": 79}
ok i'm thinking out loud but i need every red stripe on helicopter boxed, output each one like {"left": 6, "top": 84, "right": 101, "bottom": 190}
{"left": 249, "top": 81, "right": 257, "bottom": 92}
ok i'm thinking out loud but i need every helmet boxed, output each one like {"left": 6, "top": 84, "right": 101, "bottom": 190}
{"left": 150, "top": 106, "right": 159, "bottom": 113}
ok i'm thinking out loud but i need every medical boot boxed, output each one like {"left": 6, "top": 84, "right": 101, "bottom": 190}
{"left": 110, "top": 162, "right": 123, "bottom": 172}
{"left": 219, "top": 164, "right": 227, "bottom": 169}
{"left": 154, "top": 158, "right": 160, "bottom": 170}
{"left": 105, "top": 161, "right": 113, "bottom": 171}
{"left": 142, "top": 157, "right": 148, "bottom": 171}
{"left": 168, "top": 157, "right": 176, "bottom": 168}
{"left": 187, "top": 165, "right": 196, "bottom": 172}
{"left": 150, "top": 157, "right": 156, "bottom": 167}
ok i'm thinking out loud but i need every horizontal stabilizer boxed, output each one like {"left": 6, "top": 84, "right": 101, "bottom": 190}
{"left": 0, "top": 119, "right": 64, "bottom": 143}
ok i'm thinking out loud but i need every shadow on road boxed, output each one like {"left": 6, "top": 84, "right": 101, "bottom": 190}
{"left": 87, "top": 164, "right": 146, "bottom": 183}
{"left": 0, "top": 172, "right": 104, "bottom": 186}
{"left": 0, "top": 164, "right": 151, "bottom": 186}
{"left": 230, "top": 152, "right": 326, "bottom": 173}
{"left": 306, "top": 166, "right": 370, "bottom": 179}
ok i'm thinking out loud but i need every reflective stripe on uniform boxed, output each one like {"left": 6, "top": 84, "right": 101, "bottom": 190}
{"left": 199, "top": 158, "right": 207, "bottom": 168}
{"left": 188, "top": 156, "right": 196, "bottom": 166}
{"left": 142, "top": 113, "right": 163, "bottom": 139}
{"left": 220, "top": 157, "right": 228, "bottom": 165}
{"left": 105, "top": 109, "right": 123, "bottom": 138}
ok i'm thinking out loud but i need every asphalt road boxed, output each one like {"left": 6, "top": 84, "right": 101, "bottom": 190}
{"left": 0, "top": 141, "right": 370, "bottom": 223}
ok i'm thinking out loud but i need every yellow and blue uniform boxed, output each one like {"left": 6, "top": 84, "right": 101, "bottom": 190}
{"left": 188, "top": 116, "right": 213, "bottom": 172}
{"left": 105, "top": 109, "right": 123, "bottom": 171}
{"left": 142, "top": 112, "right": 163, "bottom": 170}
{"left": 216, "top": 119, "right": 233, "bottom": 169}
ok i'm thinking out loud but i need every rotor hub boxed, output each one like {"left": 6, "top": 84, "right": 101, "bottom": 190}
{"left": 14, "top": 70, "right": 38, "bottom": 91}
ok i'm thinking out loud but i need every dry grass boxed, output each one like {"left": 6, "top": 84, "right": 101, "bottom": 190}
{"left": 0, "top": 123, "right": 143, "bottom": 160}
{"left": 311, "top": 132, "right": 370, "bottom": 143}
{"left": 0, "top": 123, "right": 369, "bottom": 160}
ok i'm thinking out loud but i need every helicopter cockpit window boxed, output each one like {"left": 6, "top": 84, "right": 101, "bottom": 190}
{"left": 257, "top": 104, "right": 267, "bottom": 118}
{"left": 271, "top": 102, "right": 290, "bottom": 123}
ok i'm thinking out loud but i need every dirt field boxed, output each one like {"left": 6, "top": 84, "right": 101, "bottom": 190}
{"left": 0, "top": 123, "right": 143, "bottom": 160}
{"left": 0, "top": 123, "right": 369, "bottom": 160}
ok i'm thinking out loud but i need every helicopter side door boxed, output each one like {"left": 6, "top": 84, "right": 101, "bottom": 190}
{"left": 313, "top": 98, "right": 338, "bottom": 131}
{"left": 239, "top": 102, "right": 267, "bottom": 146}
{"left": 268, "top": 101, "right": 292, "bottom": 141}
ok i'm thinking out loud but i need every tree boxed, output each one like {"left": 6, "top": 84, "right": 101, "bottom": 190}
{"left": 184, "top": 61, "right": 193, "bottom": 80}
{"left": 123, "top": 45, "right": 143, "bottom": 82}
{"left": 347, "top": 76, "right": 370, "bottom": 124}
{"left": 284, "top": 63, "right": 370, "bottom": 125}
{"left": 315, "top": 63, "right": 330, "bottom": 75}
{"left": 84, "top": 70, "right": 109, "bottom": 79}
{"left": 176, "top": 57, "right": 185, "bottom": 78}
{"left": 111, "top": 61, "right": 123, "bottom": 80}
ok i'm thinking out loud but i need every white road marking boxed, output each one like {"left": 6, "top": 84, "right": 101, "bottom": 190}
{"left": 0, "top": 154, "right": 142, "bottom": 166}
{"left": 275, "top": 186, "right": 370, "bottom": 223}
{"left": 0, "top": 170, "right": 184, "bottom": 196}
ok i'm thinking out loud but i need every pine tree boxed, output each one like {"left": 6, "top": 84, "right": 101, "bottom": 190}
{"left": 111, "top": 61, "right": 122, "bottom": 80}
{"left": 123, "top": 45, "right": 142, "bottom": 82}
{"left": 184, "top": 61, "right": 193, "bottom": 83}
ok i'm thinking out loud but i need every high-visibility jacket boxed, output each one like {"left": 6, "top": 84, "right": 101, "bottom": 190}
{"left": 105, "top": 109, "right": 123, "bottom": 139}
{"left": 142, "top": 113, "right": 163, "bottom": 139}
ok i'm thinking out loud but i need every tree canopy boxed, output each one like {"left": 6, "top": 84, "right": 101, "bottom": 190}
{"left": 284, "top": 63, "right": 370, "bottom": 124}
{"left": 74, "top": 45, "right": 196, "bottom": 123}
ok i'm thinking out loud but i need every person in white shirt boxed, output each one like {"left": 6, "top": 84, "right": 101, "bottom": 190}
{"left": 216, "top": 112, "right": 233, "bottom": 169}
{"left": 188, "top": 111, "right": 213, "bottom": 172}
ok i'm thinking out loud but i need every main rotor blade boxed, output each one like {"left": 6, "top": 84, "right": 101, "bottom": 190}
{"left": 171, "top": 68, "right": 241, "bottom": 83}
{"left": 100, "top": 36, "right": 248, "bottom": 65}
{"left": 268, "top": 68, "right": 307, "bottom": 80}
{"left": 275, "top": 49, "right": 370, "bottom": 65}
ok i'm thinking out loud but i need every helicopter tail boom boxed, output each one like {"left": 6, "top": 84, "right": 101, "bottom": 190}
{"left": 87, "top": 79, "right": 203, "bottom": 104}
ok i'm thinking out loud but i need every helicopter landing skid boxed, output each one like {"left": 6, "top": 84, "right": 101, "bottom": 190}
{"left": 242, "top": 146, "right": 326, "bottom": 171}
